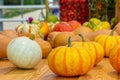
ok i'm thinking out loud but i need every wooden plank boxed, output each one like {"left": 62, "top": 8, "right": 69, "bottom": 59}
{"left": 78, "top": 58, "right": 118, "bottom": 80}
{"left": 0, "top": 58, "right": 119, "bottom": 80}
{"left": 0, "top": 59, "right": 47, "bottom": 80}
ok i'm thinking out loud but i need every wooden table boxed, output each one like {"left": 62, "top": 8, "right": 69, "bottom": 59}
{"left": 0, "top": 58, "right": 119, "bottom": 80}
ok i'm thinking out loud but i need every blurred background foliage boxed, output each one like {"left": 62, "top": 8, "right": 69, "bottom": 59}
{"left": 3, "top": 0, "right": 115, "bottom": 19}
{"left": 4, "top": 0, "right": 45, "bottom": 5}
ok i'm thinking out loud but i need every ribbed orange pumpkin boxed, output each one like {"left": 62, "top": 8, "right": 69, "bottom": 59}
{"left": 95, "top": 30, "right": 120, "bottom": 57}
{"left": 109, "top": 45, "right": 120, "bottom": 72}
{"left": 72, "top": 34, "right": 104, "bottom": 65}
{"left": 47, "top": 37, "right": 94, "bottom": 76}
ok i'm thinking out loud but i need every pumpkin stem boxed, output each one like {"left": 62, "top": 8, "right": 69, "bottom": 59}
{"left": 29, "top": 34, "right": 35, "bottom": 40}
{"left": 68, "top": 37, "right": 72, "bottom": 47}
{"left": 78, "top": 34, "right": 86, "bottom": 42}
{"left": 110, "top": 27, "right": 117, "bottom": 36}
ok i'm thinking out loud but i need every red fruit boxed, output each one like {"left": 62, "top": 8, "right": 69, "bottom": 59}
{"left": 53, "top": 22, "right": 74, "bottom": 32}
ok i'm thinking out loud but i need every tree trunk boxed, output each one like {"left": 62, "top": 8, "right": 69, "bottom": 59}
{"left": 115, "top": 0, "right": 120, "bottom": 22}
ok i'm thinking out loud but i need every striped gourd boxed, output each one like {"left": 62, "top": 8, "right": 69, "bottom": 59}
{"left": 47, "top": 37, "right": 94, "bottom": 76}
{"left": 95, "top": 29, "right": 120, "bottom": 57}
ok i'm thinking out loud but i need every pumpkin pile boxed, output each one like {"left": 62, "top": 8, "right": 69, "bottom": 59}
{"left": 1, "top": 18, "right": 120, "bottom": 76}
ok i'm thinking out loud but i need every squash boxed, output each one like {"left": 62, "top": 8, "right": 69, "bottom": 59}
{"left": 47, "top": 31, "right": 90, "bottom": 48}
{"left": 7, "top": 37, "right": 42, "bottom": 69}
{"left": 34, "top": 38, "right": 52, "bottom": 58}
{"left": 47, "top": 31, "right": 60, "bottom": 48}
{"left": 83, "top": 29, "right": 119, "bottom": 41}
{"left": 72, "top": 34, "right": 104, "bottom": 65}
{"left": 109, "top": 44, "right": 120, "bottom": 72}
{"left": 1, "top": 29, "right": 18, "bottom": 38}
{"left": 95, "top": 29, "right": 120, "bottom": 57}
{"left": 47, "top": 37, "right": 94, "bottom": 76}
{"left": 0, "top": 29, "right": 18, "bottom": 58}
{"left": 16, "top": 23, "right": 40, "bottom": 35}
{"left": 73, "top": 26, "right": 93, "bottom": 35}
{"left": 53, "top": 32, "right": 83, "bottom": 47}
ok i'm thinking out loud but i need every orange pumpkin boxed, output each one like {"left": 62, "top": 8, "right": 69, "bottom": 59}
{"left": 72, "top": 34, "right": 104, "bottom": 65}
{"left": 68, "top": 20, "right": 81, "bottom": 29}
{"left": 1, "top": 29, "right": 18, "bottom": 38}
{"left": 95, "top": 29, "right": 120, "bottom": 57}
{"left": 109, "top": 45, "right": 120, "bottom": 72}
{"left": 0, "top": 29, "right": 18, "bottom": 58}
{"left": 34, "top": 38, "right": 52, "bottom": 58}
{"left": 47, "top": 37, "right": 94, "bottom": 76}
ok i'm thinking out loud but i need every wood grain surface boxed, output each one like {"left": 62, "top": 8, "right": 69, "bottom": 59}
{"left": 0, "top": 58, "right": 119, "bottom": 80}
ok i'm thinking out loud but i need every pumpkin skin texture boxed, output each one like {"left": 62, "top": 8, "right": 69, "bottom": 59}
{"left": 53, "top": 22, "right": 74, "bottom": 32}
{"left": 109, "top": 45, "right": 120, "bottom": 72}
{"left": 72, "top": 41, "right": 104, "bottom": 65}
{"left": 88, "top": 29, "right": 118, "bottom": 41}
{"left": 47, "top": 32, "right": 60, "bottom": 48}
{"left": 68, "top": 20, "right": 81, "bottom": 29}
{"left": 0, "top": 30, "right": 18, "bottom": 58}
{"left": 95, "top": 35, "right": 120, "bottom": 57}
{"left": 16, "top": 23, "right": 40, "bottom": 35}
{"left": 73, "top": 26, "right": 93, "bottom": 35}
{"left": 7, "top": 37, "right": 42, "bottom": 69}
{"left": 48, "top": 46, "right": 94, "bottom": 76}
{"left": 0, "top": 34, "right": 12, "bottom": 58}
{"left": 1, "top": 29, "right": 18, "bottom": 38}
{"left": 34, "top": 38, "right": 52, "bottom": 58}
{"left": 53, "top": 32, "right": 82, "bottom": 47}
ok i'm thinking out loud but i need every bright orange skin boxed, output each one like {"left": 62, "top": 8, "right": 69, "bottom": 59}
{"left": 95, "top": 35, "right": 120, "bottom": 57}
{"left": 72, "top": 41, "right": 104, "bottom": 65}
{"left": 109, "top": 45, "right": 120, "bottom": 72}
{"left": 68, "top": 20, "right": 81, "bottom": 29}
{"left": 47, "top": 46, "right": 94, "bottom": 76}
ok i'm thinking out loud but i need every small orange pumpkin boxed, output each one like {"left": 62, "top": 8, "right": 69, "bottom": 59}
{"left": 95, "top": 29, "right": 120, "bottom": 57}
{"left": 72, "top": 34, "right": 104, "bottom": 65}
{"left": 47, "top": 37, "right": 94, "bottom": 76}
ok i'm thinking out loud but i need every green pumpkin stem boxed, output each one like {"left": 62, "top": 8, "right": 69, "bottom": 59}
{"left": 78, "top": 34, "right": 86, "bottom": 42}
{"left": 110, "top": 27, "right": 117, "bottom": 36}
{"left": 68, "top": 37, "right": 72, "bottom": 47}
{"left": 29, "top": 34, "right": 35, "bottom": 40}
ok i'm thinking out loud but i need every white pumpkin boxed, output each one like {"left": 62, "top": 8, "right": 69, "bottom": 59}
{"left": 7, "top": 37, "right": 42, "bottom": 69}
{"left": 16, "top": 23, "right": 40, "bottom": 34}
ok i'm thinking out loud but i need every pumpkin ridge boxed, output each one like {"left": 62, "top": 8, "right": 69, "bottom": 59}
{"left": 50, "top": 48, "right": 60, "bottom": 75}
{"left": 117, "top": 48, "right": 120, "bottom": 71}
{"left": 63, "top": 47, "right": 68, "bottom": 76}
{"left": 103, "top": 36, "right": 108, "bottom": 56}
{"left": 108, "top": 37, "right": 115, "bottom": 56}
{"left": 75, "top": 48, "right": 83, "bottom": 74}
{"left": 116, "top": 37, "right": 120, "bottom": 45}
{"left": 91, "top": 43, "right": 97, "bottom": 63}
{"left": 85, "top": 49, "right": 94, "bottom": 73}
